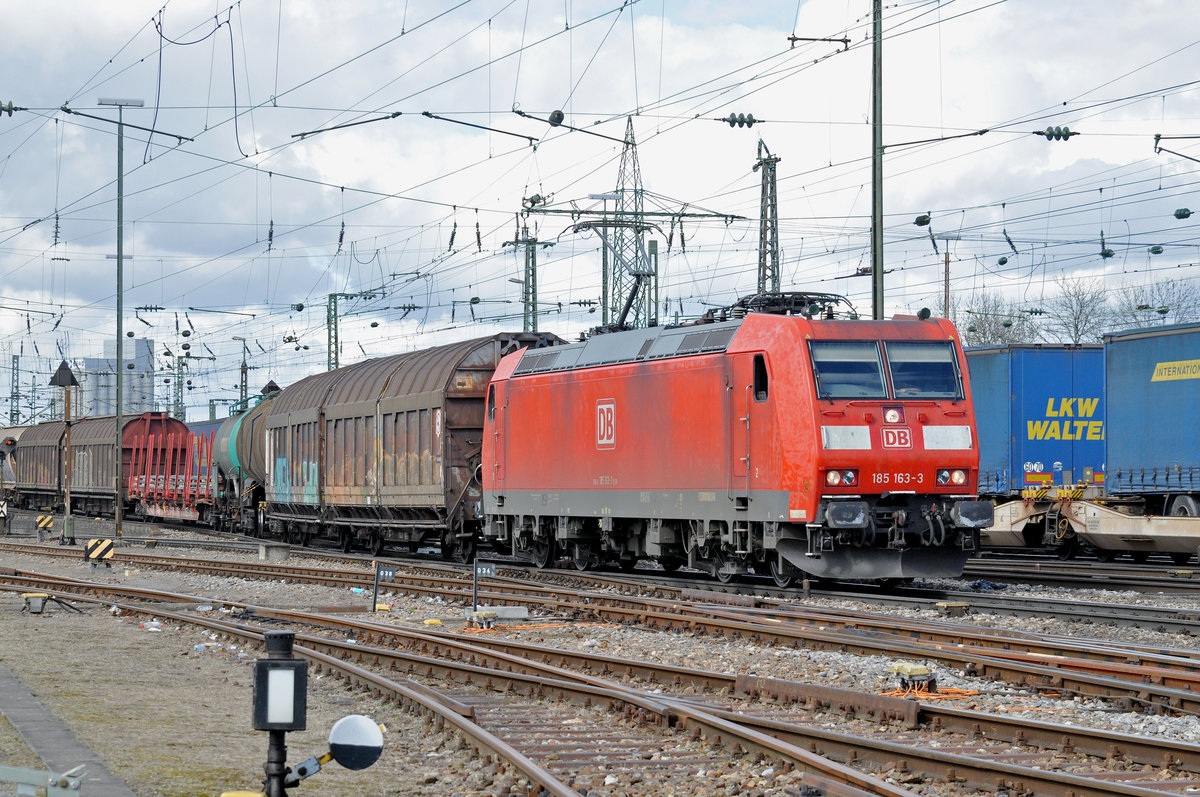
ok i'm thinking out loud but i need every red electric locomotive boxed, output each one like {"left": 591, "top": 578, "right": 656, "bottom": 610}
{"left": 482, "top": 296, "right": 993, "bottom": 583}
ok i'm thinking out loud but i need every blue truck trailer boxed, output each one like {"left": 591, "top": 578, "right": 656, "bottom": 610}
{"left": 967, "top": 345, "right": 1105, "bottom": 496}
{"left": 977, "top": 326, "right": 1200, "bottom": 561}
{"left": 1105, "top": 324, "right": 1200, "bottom": 504}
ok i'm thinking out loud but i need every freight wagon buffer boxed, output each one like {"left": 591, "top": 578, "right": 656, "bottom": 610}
{"left": 483, "top": 311, "right": 992, "bottom": 582}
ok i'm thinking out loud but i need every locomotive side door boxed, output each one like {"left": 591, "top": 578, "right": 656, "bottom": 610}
{"left": 487, "top": 383, "right": 504, "bottom": 493}
{"left": 727, "top": 353, "right": 769, "bottom": 507}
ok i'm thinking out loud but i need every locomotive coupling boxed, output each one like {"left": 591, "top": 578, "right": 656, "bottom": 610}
{"left": 950, "top": 500, "right": 994, "bottom": 529}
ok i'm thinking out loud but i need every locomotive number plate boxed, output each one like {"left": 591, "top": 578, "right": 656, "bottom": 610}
{"left": 596, "top": 399, "right": 616, "bottom": 449}
{"left": 881, "top": 427, "right": 912, "bottom": 448}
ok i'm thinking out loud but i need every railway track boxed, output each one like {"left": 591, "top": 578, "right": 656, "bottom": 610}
{"left": 4, "top": 569, "right": 1200, "bottom": 794}
{"left": 7, "top": 539, "right": 1200, "bottom": 715}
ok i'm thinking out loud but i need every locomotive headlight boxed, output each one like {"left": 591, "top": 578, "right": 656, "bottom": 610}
{"left": 936, "top": 468, "right": 968, "bottom": 486}
{"left": 825, "top": 469, "right": 858, "bottom": 487}
{"left": 883, "top": 407, "right": 904, "bottom": 424}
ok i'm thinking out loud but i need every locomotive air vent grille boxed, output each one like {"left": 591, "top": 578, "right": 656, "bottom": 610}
{"left": 677, "top": 331, "right": 711, "bottom": 352}
{"left": 704, "top": 327, "right": 736, "bottom": 349}
{"left": 635, "top": 339, "right": 655, "bottom": 359}
{"left": 676, "top": 327, "right": 736, "bottom": 354}
{"left": 515, "top": 351, "right": 561, "bottom": 374}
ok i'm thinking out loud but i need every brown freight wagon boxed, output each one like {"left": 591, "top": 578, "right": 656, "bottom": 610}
{"left": 263, "top": 333, "right": 557, "bottom": 557}
{"left": 13, "top": 412, "right": 192, "bottom": 517}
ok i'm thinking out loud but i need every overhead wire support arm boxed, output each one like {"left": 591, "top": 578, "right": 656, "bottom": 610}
{"left": 59, "top": 106, "right": 194, "bottom": 144}
{"left": 422, "top": 112, "right": 538, "bottom": 145}
{"left": 882, "top": 128, "right": 990, "bottom": 151}
{"left": 512, "top": 109, "right": 627, "bottom": 144}
{"left": 187, "top": 307, "right": 257, "bottom": 318}
{"left": 1154, "top": 133, "right": 1200, "bottom": 164}
{"left": 787, "top": 35, "right": 850, "bottom": 50}
{"left": 291, "top": 111, "right": 403, "bottom": 140}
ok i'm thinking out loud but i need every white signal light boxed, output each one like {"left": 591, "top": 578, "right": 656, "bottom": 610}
{"left": 883, "top": 407, "right": 903, "bottom": 424}
{"left": 951, "top": 469, "right": 967, "bottom": 486}
{"left": 826, "top": 470, "right": 842, "bottom": 486}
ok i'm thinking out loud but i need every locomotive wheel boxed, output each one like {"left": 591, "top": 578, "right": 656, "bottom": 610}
{"left": 531, "top": 538, "right": 554, "bottom": 569}
{"left": 659, "top": 557, "right": 685, "bottom": 573}
{"left": 768, "top": 558, "right": 794, "bottom": 589}
{"left": 571, "top": 543, "right": 592, "bottom": 571}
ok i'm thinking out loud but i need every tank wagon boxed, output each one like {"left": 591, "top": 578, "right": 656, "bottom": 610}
{"left": 11, "top": 412, "right": 202, "bottom": 520}
{"left": 482, "top": 306, "right": 994, "bottom": 583}
{"left": 212, "top": 392, "right": 278, "bottom": 535}
{"left": 983, "top": 324, "right": 1200, "bottom": 561}
{"left": 262, "top": 332, "right": 558, "bottom": 557}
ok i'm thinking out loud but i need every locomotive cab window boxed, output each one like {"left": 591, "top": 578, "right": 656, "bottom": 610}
{"left": 753, "top": 354, "right": 769, "bottom": 401}
{"left": 809, "top": 341, "right": 887, "bottom": 399}
{"left": 884, "top": 341, "right": 963, "bottom": 399}
{"left": 486, "top": 384, "right": 496, "bottom": 420}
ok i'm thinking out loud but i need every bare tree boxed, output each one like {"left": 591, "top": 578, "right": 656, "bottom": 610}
{"left": 1112, "top": 278, "right": 1200, "bottom": 331}
{"left": 958, "top": 289, "right": 1039, "bottom": 347}
{"left": 1038, "top": 274, "right": 1111, "bottom": 344}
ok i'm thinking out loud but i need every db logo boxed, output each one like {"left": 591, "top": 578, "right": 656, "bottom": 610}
{"left": 881, "top": 427, "right": 912, "bottom": 448}
{"left": 596, "top": 400, "right": 616, "bottom": 449}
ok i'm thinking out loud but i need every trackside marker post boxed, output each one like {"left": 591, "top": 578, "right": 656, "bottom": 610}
{"left": 472, "top": 559, "right": 495, "bottom": 615}
{"left": 371, "top": 561, "right": 395, "bottom": 612}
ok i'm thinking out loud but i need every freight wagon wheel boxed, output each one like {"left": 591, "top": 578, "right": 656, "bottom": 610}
{"left": 768, "top": 558, "right": 794, "bottom": 589}
{"left": 1172, "top": 552, "right": 1193, "bottom": 565}
{"left": 712, "top": 553, "right": 736, "bottom": 584}
{"left": 531, "top": 538, "right": 554, "bottom": 569}
{"left": 1130, "top": 551, "right": 1150, "bottom": 564}
{"left": 368, "top": 532, "right": 385, "bottom": 556}
{"left": 449, "top": 536, "right": 476, "bottom": 564}
{"left": 1094, "top": 549, "right": 1116, "bottom": 562}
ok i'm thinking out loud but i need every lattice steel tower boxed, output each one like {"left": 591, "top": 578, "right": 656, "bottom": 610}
{"left": 607, "top": 117, "right": 655, "bottom": 327}
{"left": 754, "top": 140, "right": 781, "bottom": 294}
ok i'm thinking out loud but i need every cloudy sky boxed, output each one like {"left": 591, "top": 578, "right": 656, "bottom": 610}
{"left": 1, "top": 0, "right": 1197, "bottom": 421}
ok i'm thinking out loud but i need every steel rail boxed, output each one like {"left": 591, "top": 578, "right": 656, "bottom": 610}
{"left": 10, "top": 572, "right": 1200, "bottom": 794}
{"left": 0, "top": 575, "right": 896, "bottom": 796}
{"left": 10, "top": 549, "right": 1200, "bottom": 714}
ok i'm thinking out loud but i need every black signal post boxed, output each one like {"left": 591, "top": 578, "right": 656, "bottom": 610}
{"left": 253, "top": 631, "right": 307, "bottom": 797}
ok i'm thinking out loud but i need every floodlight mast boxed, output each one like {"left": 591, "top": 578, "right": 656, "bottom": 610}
{"left": 97, "top": 98, "right": 144, "bottom": 537}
